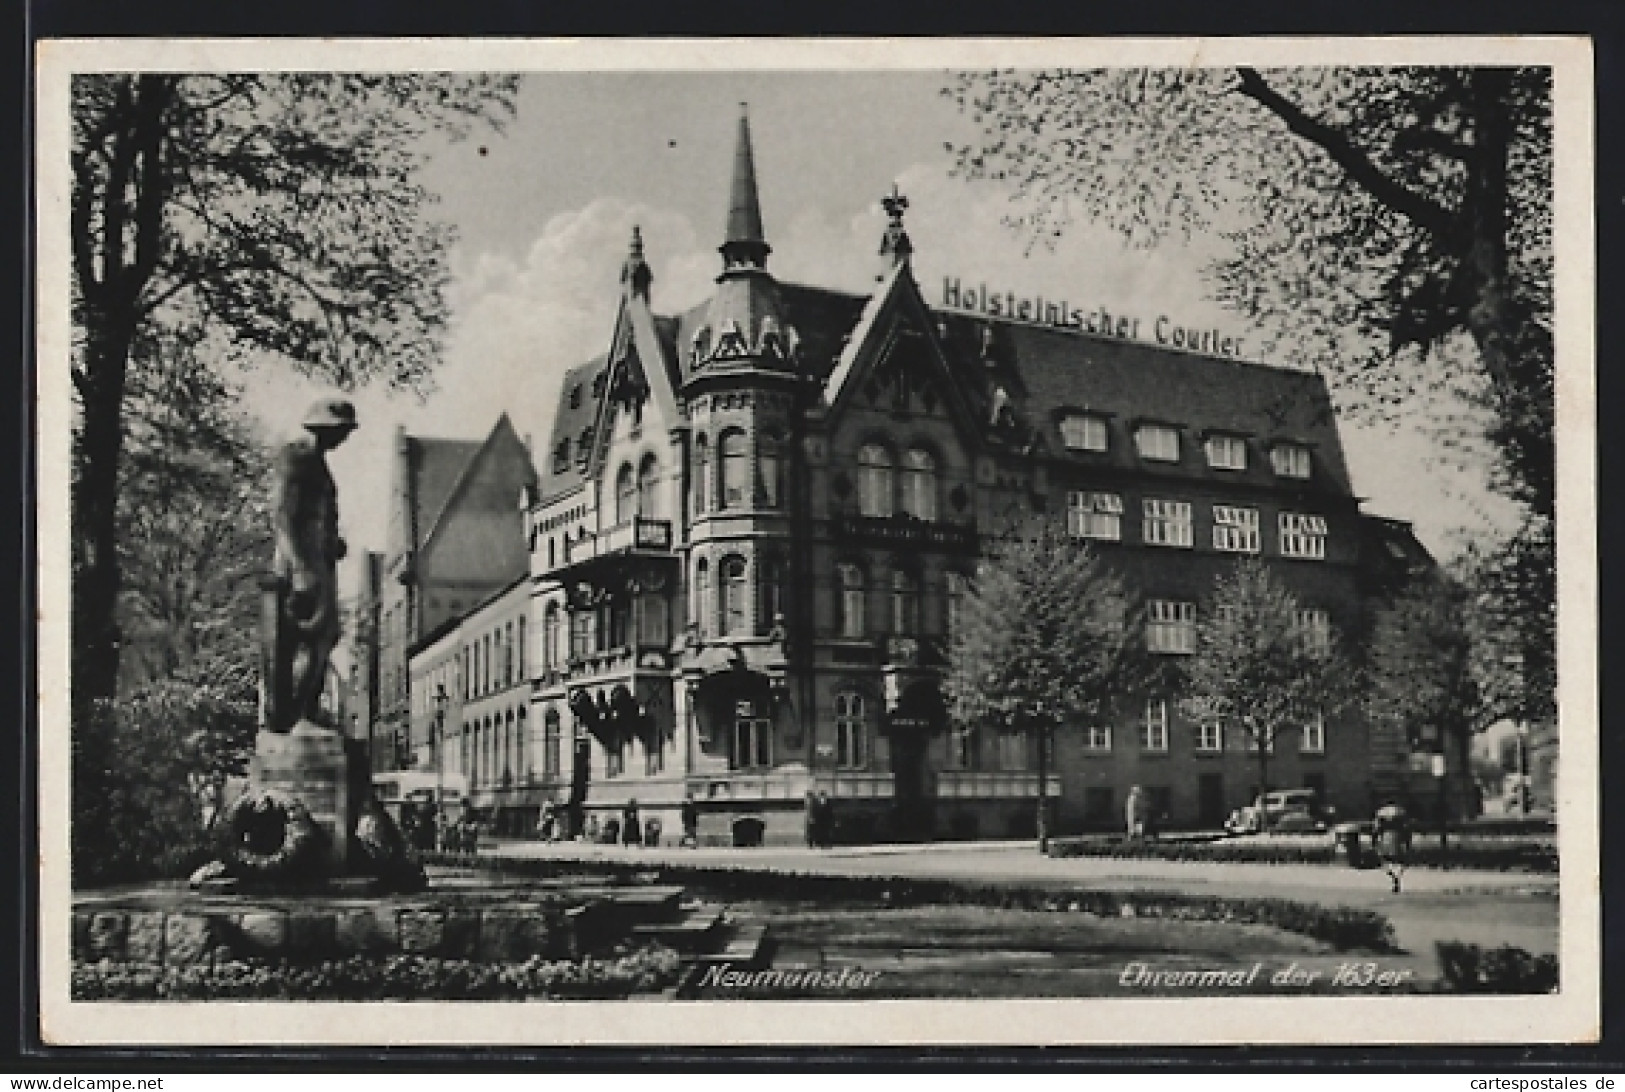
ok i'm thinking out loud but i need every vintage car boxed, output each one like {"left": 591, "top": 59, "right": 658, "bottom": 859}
{"left": 1224, "top": 788, "right": 1329, "bottom": 834}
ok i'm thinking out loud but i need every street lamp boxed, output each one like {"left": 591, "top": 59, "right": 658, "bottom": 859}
{"left": 433, "top": 682, "right": 449, "bottom": 852}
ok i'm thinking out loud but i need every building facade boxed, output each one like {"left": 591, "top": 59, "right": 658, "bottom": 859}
{"left": 510, "top": 111, "right": 1440, "bottom": 845}
{"left": 373, "top": 415, "right": 538, "bottom": 775}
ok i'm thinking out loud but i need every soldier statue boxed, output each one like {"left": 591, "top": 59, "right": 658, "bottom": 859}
{"left": 268, "top": 397, "right": 357, "bottom": 732}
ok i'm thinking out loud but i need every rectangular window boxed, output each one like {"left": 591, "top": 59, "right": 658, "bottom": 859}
{"left": 1135, "top": 424, "right": 1181, "bottom": 463}
{"left": 1196, "top": 721, "right": 1224, "bottom": 753}
{"left": 1295, "top": 607, "right": 1332, "bottom": 656}
{"left": 1085, "top": 724, "right": 1113, "bottom": 751}
{"left": 1279, "top": 512, "right": 1329, "bottom": 559}
{"left": 645, "top": 737, "right": 664, "bottom": 776}
{"left": 1212, "top": 505, "right": 1261, "bottom": 553}
{"left": 835, "top": 694, "right": 868, "bottom": 769}
{"left": 996, "top": 731, "right": 1028, "bottom": 771}
{"left": 605, "top": 741, "right": 624, "bottom": 779}
{"left": 1142, "top": 498, "right": 1193, "bottom": 548}
{"left": 1067, "top": 490, "right": 1124, "bottom": 541}
{"left": 1141, "top": 699, "right": 1170, "bottom": 752}
{"left": 733, "top": 715, "right": 772, "bottom": 770}
{"left": 1301, "top": 712, "right": 1326, "bottom": 754}
{"left": 1145, "top": 600, "right": 1197, "bottom": 654}
{"left": 1204, "top": 435, "right": 1248, "bottom": 471}
{"left": 1271, "top": 443, "right": 1313, "bottom": 479}
{"left": 1061, "top": 415, "right": 1109, "bottom": 452}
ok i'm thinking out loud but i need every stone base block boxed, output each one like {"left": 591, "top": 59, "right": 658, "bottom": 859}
{"left": 249, "top": 724, "right": 354, "bottom": 873}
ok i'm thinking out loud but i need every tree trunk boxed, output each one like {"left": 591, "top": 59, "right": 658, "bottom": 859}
{"left": 1256, "top": 746, "right": 1271, "bottom": 833}
{"left": 73, "top": 318, "right": 136, "bottom": 709}
{"left": 1035, "top": 715, "right": 1050, "bottom": 854}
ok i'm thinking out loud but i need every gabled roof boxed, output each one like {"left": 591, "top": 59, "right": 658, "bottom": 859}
{"left": 420, "top": 414, "right": 537, "bottom": 554}
{"left": 539, "top": 354, "right": 609, "bottom": 503}
{"left": 394, "top": 434, "right": 483, "bottom": 557}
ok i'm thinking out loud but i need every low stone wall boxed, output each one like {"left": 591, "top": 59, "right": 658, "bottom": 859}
{"left": 72, "top": 899, "right": 582, "bottom": 970}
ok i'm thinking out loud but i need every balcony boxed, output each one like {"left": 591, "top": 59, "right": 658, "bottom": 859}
{"left": 829, "top": 513, "right": 978, "bottom": 553}
{"left": 562, "top": 517, "right": 673, "bottom": 565}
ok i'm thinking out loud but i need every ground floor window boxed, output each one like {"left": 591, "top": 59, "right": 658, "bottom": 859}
{"left": 645, "top": 735, "right": 664, "bottom": 776}
{"left": 1301, "top": 712, "right": 1326, "bottom": 754}
{"left": 835, "top": 693, "right": 868, "bottom": 769}
{"left": 543, "top": 711, "right": 561, "bottom": 777}
{"left": 1195, "top": 721, "right": 1223, "bottom": 752}
{"left": 733, "top": 703, "right": 772, "bottom": 769}
{"left": 1085, "top": 724, "right": 1112, "bottom": 751}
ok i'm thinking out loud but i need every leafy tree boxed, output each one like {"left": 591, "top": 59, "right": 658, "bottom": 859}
{"left": 943, "top": 520, "right": 1147, "bottom": 850}
{"left": 1367, "top": 571, "right": 1484, "bottom": 806}
{"left": 70, "top": 73, "right": 519, "bottom": 709}
{"left": 946, "top": 68, "right": 1553, "bottom": 522}
{"left": 1182, "top": 559, "right": 1354, "bottom": 830}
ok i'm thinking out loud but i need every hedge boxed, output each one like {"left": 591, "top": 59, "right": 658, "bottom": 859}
{"left": 1045, "top": 835, "right": 1557, "bottom": 873}
{"left": 72, "top": 945, "right": 682, "bottom": 1001}
{"left": 440, "top": 855, "right": 1398, "bottom": 954}
{"left": 1435, "top": 942, "right": 1559, "bottom": 994}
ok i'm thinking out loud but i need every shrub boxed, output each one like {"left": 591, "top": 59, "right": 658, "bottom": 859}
{"left": 1044, "top": 834, "right": 1557, "bottom": 873}
{"left": 71, "top": 945, "right": 682, "bottom": 1001}
{"left": 1435, "top": 942, "right": 1558, "bottom": 994}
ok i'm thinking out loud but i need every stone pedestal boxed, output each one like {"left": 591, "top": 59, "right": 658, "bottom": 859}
{"left": 249, "top": 721, "right": 354, "bottom": 872}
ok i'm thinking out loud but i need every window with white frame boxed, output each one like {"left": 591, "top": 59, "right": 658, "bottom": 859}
{"left": 1196, "top": 721, "right": 1224, "bottom": 753}
{"left": 1085, "top": 723, "right": 1113, "bottom": 751}
{"left": 1135, "top": 424, "right": 1181, "bottom": 462}
{"left": 900, "top": 449, "right": 938, "bottom": 520}
{"left": 1067, "top": 490, "right": 1123, "bottom": 541}
{"left": 1146, "top": 600, "right": 1197, "bottom": 654}
{"left": 1061, "top": 414, "right": 1109, "bottom": 452}
{"left": 1212, "top": 505, "right": 1261, "bottom": 553}
{"left": 835, "top": 693, "right": 867, "bottom": 769}
{"left": 1279, "top": 512, "right": 1329, "bottom": 559}
{"left": 858, "top": 444, "right": 894, "bottom": 517}
{"left": 1301, "top": 712, "right": 1326, "bottom": 754}
{"left": 1271, "top": 443, "right": 1313, "bottom": 479}
{"left": 732, "top": 701, "right": 772, "bottom": 770}
{"left": 837, "top": 563, "right": 866, "bottom": 638}
{"left": 1142, "top": 498, "right": 1193, "bottom": 548}
{"left": 1141, "top": 700, "right": 1170, "bottom": 752}
{"left": 1204, "top": 435, "right": 1248, "bottom": 471}
{"left": 1295, "top": 608, "right": 1332, "bottom": 656}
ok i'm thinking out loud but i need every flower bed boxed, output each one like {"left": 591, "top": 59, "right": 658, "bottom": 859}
{"left": 446, "top": 856, "right": 1398, "bottom": 954}
{"left": 1044, "top": 834, "right": 1557, "bottom": 873}
{"left": 1435, "top": 942, "right": 1558, "bottom": 994}
{"left": 72, "top": 944, "right": 681, "bottom": 1001}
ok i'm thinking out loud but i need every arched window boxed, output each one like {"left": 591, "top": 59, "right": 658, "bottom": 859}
{"left": 835, "top": 693, "right": 867, "bottom": 769}
{"left": 901, "top": 448, "right": 937, "bottom": 521}
{"left": 759, "top": 555, "right": 786, "bottom": 635}
{"left": 719, "top": 430, "right": 749, "bottom": 509}
{"left": 637, "top": 453, "right": 660, "bottom": 519}
{"left": 615, "top": 462, "right": 636, "bottom": 524}
{"left": 543, "top": 605, "right": 559, "bottom": 669}
{"left": 543, "top": 708, "right": 561, "bottom": 777}
{"left": 757, "top": 433, "right": 782, "bottom": 508}
{"left": 693, "top": 435, "right": 711, "bottom": 514}
{"left": 837, "top": 563, "right": 866, "bottom": 639}
{"left": 892, "top": 570, "right": 919, "bottom": 635}
{"left": 858, "top": 444, "right": 893, "bottom": 517}
{"left": 721, "top": 556, "right": 748, "bottom": 636}
{"left": 694, "top": 559, "right": 711, "bottom": 638}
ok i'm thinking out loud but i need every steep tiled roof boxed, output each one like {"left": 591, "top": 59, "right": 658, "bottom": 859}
{"left": 406, "top": 437, "right": 484, "bottom": 550}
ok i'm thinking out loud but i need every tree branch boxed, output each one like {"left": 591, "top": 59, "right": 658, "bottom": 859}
{"left": 1232, "top": 67, "right": 1461, "bottom": 242}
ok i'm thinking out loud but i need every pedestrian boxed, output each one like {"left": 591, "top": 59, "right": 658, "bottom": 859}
{"left": 621, "top": 799, "right": 642, "bottom": 847}
{"left": 804, "top": 790, "right": 819, "bottom": 848}
{"left": 816, "top": 790, "right": 835, "bottom": 848}
{"left": 583, "top": 812, "right": 600, "bottom": 843}
{"left": 1125, "top": 785, "right": 1148, "bottom": 839}
{"left": 680, "top": 793, "right": 699, "bottom": 848}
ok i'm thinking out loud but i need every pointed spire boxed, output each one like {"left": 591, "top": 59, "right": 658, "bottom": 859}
{"left": 721, "top": 104, "right": 771, "bottom": 269}
{"left": 622, "top": 224, "right": 652, "bottom": 299}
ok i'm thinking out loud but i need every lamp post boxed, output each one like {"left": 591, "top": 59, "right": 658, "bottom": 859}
{"left": 433, "top": 682, "right": 449, "bottom": 852}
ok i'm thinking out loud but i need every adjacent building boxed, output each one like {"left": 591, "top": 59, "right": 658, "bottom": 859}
{"left": 372, "top": 415, "right": 537, "bottom": 775}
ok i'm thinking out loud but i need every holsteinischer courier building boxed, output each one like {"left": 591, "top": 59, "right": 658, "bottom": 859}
{"left": 416, "top": 110, "right": 1441, "bottom": 844}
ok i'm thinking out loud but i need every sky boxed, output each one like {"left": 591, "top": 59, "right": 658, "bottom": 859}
{"left": 238, "top": 71, "right": 1518, "bottom": 596}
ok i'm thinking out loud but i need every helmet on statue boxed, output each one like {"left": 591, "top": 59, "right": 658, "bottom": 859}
{"left": 302, "top": 398, "right": 358, "bottom": 432}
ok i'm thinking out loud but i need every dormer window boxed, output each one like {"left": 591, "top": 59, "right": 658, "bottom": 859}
{"left": 553, "top": 439, "right": 571, "bottom": 474}
{"left": 1135, "top": 424, "right": 1181, "bottom": 463}
{"left": 592, "top": 371, "right": 606, "bottom": 397}
{"left": 1204, "top": 434, "right": 1247, "bottom": 471}
{"left": 1271, "top": 442, "right": 1313, "bottom": 480}
{"left": 1060, "top": 414, "right": 1109, "bottom": 452}
{"left": 569, "top": 384, "right": 582, "bottom": 410}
